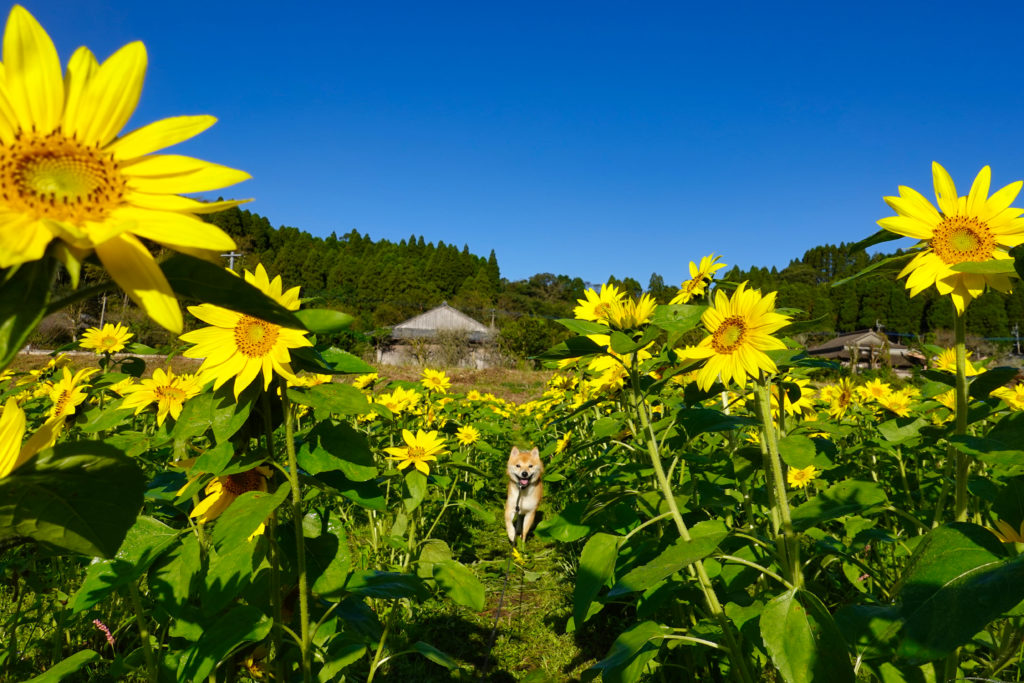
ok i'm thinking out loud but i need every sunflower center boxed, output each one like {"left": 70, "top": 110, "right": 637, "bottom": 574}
{"left": 594, "top": 302, "right": 612, "bottom": 318}
{"left": 234, "top": 316, "right": 280, "bottom": 357}
{"left": 222, "top": 470, "right": 265, "bottom": 496}
{"left": 930, "top": 215, "right": 996, "bottom": 264}
{"left": 407, "top": 446, "right": 426, "bottom": 460}
{"left": 98, "top": 336, "right": 119, "bottom": 350}
{"left": 154, "top": 385, "right": 187, "bottom": 402}
{"left": 0, "top": 131, "right": 125, "bottom": 222}
{"left": 52, "top": 391, "right": 71, "bottom": 416}
{"left": 711, "top": 316, "right": 747, "bottom": 353}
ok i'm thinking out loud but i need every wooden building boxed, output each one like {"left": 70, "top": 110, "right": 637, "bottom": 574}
{"left": 806, "top": 329, "right": 924, "bottom": 373}
{"left": 377, "top": 303, "right": 497, "bottom": 368}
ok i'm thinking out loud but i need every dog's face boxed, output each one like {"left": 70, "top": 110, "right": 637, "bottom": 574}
{"left": 507, "top": 446, "right": 542, "bottom": 488}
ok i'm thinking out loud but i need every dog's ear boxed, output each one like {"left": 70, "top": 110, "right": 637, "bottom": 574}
{"left": 530, "top": 447, "right": 539, "bottom": 457}
{"left": 510, "top": 446, "right": 520, "bottom": 457}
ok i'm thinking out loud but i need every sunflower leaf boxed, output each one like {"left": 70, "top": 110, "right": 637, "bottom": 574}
{"left": 0, "top": 257, "right": 57, "bottom": 371}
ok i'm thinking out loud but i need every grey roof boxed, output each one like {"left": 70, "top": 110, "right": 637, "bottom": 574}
{"left": 807, "top": 330, "right": 907, "bottom": 357}
{"left": 391, "top": 303, "right": 494, "bottom": 341}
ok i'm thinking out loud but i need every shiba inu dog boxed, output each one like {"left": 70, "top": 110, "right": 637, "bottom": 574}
{"left": 505, "top": 446, "right": 543, "bottom": 544}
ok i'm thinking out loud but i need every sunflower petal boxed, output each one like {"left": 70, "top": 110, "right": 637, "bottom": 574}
{"left": 932, "top": 162, "right": 959, "bottom": 217}
{"left": 3, "top": 5, "right": 63, "bottom": 134}
{"left": 95, "top": 233, "right": 183, "bottom": 333}
{"left": 66, "top": 41, "right": 147, "bottom": 147}
{"left": 110, "top": 115, "right": 216, "bottom": 160}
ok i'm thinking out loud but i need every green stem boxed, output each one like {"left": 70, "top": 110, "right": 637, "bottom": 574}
{"left": 279, "top": 381, "right": 312, "bottom": 683}
{"left": 629, "top": 367, "right": 754, "bottom": 683}
{"left": 128, "top": 582, "right": 158, "bottom": 683}
{"left": 753, "top": 379, "right": 802, "bottom": 588}
{"left": 953, "top": 310, "right": 970, "bottom": 522}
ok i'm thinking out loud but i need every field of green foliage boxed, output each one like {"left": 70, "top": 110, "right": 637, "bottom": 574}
{"left": 10, "top": 4, "right": 1024, "bottom": 683}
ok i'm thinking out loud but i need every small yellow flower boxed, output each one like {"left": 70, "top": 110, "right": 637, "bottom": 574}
{"left": 574, "top": 283, "right": 625, "bottom": 323}
{"left": 857, "top": 379, "right": 891, "bottom": 402}
{"left": 120, "top": 368, "right": 200, "bottom": 425}
{"left": 455, "top": 424, "right": 480, "bottom": 446}
{"left": 353, "top": 372, "right": 379, "bottom": 389}
{"left": 555, "top": 433, "right": 571, "bottom": 454}
{"left": 421, "top": 368, "right": 451, "bottom": 394}
{"left": 993, "top": 385, "right": 1024, "bottom": 411}
{"left": 377, "top": 386, "right": 422, "bottom": 415}
{"left": 608, "top": 293, "right": 657, "bottom": 329}
{"left": 932, "top": 348, "right": 983, "bottom": 376}
{"left": 878, "top": 391, "right": 913, "bottom": 417}
{"left": 79, "top": 323, "right": 133, "bottom": 354}
{"left": 787, "top": 465, "right": 818, "bottom": 489}
{"left": 819, "top": 378, "right": 857, "bottom": 419}
{"left": 0, "top": 398, "right": 60, "bottom": 477}
{"left": 384, "top": 429, "right": 447, "bottom": 476}
{"left": 45, "top": 367, "right": 96, "bottom": 419}
{"left": 179, "top": 264, "right": 311, "bottom": 398}
{"left": 990, "top": 519, "right": 1024, "bottom": 544}
{"left": 190, "top": 467, "right": 272, "bottom": 538}
{"left": 671, "top": 254, "right": 726, "bottom": 304}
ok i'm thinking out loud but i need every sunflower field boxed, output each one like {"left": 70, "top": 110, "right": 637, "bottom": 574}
{"left": 8, "top": 5, "right": 1024, "bottom": 683}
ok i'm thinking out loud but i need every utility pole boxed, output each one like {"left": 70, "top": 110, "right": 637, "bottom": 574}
{"left": 221, "top": 251, "right": 243, "bottom": 271}
{"left": 1014, "top": 323, "right": 1021, "bottom": 355}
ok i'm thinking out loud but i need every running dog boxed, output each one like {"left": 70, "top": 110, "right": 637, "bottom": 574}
{"left": 505, "top": 446, "right": 544, "bottom": 544}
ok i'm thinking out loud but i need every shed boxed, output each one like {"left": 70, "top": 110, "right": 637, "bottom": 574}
{"left": 807, "top": 329, "right": 925, "bottom": 372}
{"left": 377, "top": 303, "right": 497, "bottom": 368}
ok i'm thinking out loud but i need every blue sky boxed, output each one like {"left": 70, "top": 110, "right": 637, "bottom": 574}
{"left": 26, "top": 1, "right": 1024, "bottom": 286}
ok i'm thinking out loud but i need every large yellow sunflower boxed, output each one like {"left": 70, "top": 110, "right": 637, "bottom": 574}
{"left": 179, "top": 264, "right": 311, "bottom": 398}
{"left": 45, "top": 367, "right": 97, "bottom": 419}
{"left": 0, "top": 6, "right": 249, "bottom": 332}
{"left": 574, "top": 283, "right": 625, "bottom": 323}
{"left": 0, "top": 397, "right": 60, "bottom": 477}
{"left": 878, "top": 162, "right": 1024, "bottom": 313}
{"left": 687, "top": 282, "right": 790, "bottom": 391}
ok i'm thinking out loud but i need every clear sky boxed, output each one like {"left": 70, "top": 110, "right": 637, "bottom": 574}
{"left": 25, "top": 1, "right": 1024, "bottom": 287}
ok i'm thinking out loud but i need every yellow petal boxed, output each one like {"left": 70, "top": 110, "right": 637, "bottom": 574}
{"left": 966, "top": 166, "right": 991, "bottom": 217}
{"left": 0, "top": 213, "right": 52, "bottom": 267}
{"left": 0, "top": 398, "right": 26, "bottom": 478}
{"left": 932, "top": 162, "right": 959, "bottom": 217}
{"left": 125, "top": 158, "right": 251, "bottom": 194}
{"left": 126, "top": 192, "right": 250, "bottom": 214}
{"left": 110, "top": 115, "right": 216, "bottom": 160}
{"left": 3, "top": 5, "right": 63, "bottom": 134}
{"left": 95, "top": 233, "right": 182, "bottom": 333}
{"left": 65, "top": 41, "right": 146, "bottom": 147}
{"left": 115, "top": 207, "right": 236, "bottom": 252}
{"left": 61, "top": 46, "right": 98, "bottom": 140}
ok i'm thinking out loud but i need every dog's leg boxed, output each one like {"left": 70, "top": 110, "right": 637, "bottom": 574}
{"left": 520, "top": 509, "right": 536, "bottom": 543}
{"left": 505, "top": 487, "right": 518, "bottom": 543}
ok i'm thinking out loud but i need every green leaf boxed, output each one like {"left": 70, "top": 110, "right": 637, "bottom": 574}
{"left": 311, "top": 533, "right": 354, "bottom": 599}
{"left": 295, "top": 307, "right": 354, "bottom": 333}
{"left": 320, "top": 346, "right": 376, "bottom": 374}
{"left": 77, "top": 403, "right": 133, "bottom": 434}
{"left": 297, "top": 421, "right": 376, "bottom": 481}
{"left": 407, "top": 641, "right": 458, "bottom": 670}
{"left": 313, "top": 471, "right": 386, "bottom": 511}
{"left": 288, "top": 383, "right": 369, "bottom": 417}
{"left": 951, "top": 259, "right": 1018, "bottom": 274}
{"left": 71, "top": 516, "right": 180, "bottom": 613}
{"left": 760, "top": 588, "right": 855, "bottom": 683}
{"left": 161, "top": 253, "right": 302, "bottom": 328}
{"left": 0, "top": 258, "right": 57, "bottom": 370}
{"left": 537, "top": 336, "right": 607, "bottom": 361}
{"left": 171, "top": 390, "right": 251, "bottom": 444}
{"left": 125, "top": 342, "right": 159, "bottom": 355}
{"left": 177, "top": 605, "right": 272, "bottom": 681}
{"left": 608, "top": 521, "right": 728, "bottom": 597}
{"left": 0, "top": 441, "right": 145, "bottom": 557}
{"left": 830, "top": 251, "right": 916, "bottom": 289}
{"left": 343, "top": 571, "right": 429, "bottom": 600}
{"left": 894, "top": 522, "right": 1024, "bottom": 661}
{"left": 148, "top": 534, "right": 201, "bottom": 617}
{"left": 211, "top": 485, "right": 290, "bottom": 551}
{"left": 556, "top": 318, "right": 611, "bottom": 335}
{"left": 846, "top": 228, "right": 905, "bottom": 255}
{"left": 593, "top": 417, "right": 624, "bottom": 439}
{"left": 790, "top": 480, "right": 887, "bottom": 531}
{"left": 25, "top": 649, "right": 99, "bottom": 682}
{"left": 574, "top": 533, "right": 621, "bottom": 627}
{"left": 535, "top": 502, "right": 591, "bottom": 542}
{"left": 585, "top": 620, "right": 666, "bottom": 683}
{"left": 433, "top": 559, "right": 486, "bottom": 611}
{"left": 969, "top": 366, "right": 1019, "bottom": 399}
{"left": 455, "top": 498, "right": 495, "bottom": 524}
{"left": 676, "top": 409, "right": 755, "bottom": 438}
{"left": 404, "top": 470, "right": 427, "bottom": 513}
{"left": 778, "top": 435, "right": 831, "bottom": 469}
{"left": 650, "top": 304, "right": 705, "bottom": 333}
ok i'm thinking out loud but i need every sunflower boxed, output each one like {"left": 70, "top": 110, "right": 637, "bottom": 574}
{"left": 353, "top": 372, "right": 379, "bottom": 389}
{"left": 574, "top": 283, "right": 625, "bottom": 323}
{"left": 686, "top": 282, "right": 790, "bottom": 391}
{"left": 993, "top": 385, "right": 1024, "bottom": 411}
{"left": 421, "top": 368, "right": 451, "bottom": 394}
{"left": 377, "top": 386, "right": 422, "bottom": 415}
{"left": 0, "top": 6, "right": 249, "bottom": 332}
{"left": 878, "top": 391, "right": 913, "bottom": 417}
{"left": 455, "top": 424, "right": 480, "bottom": 446}
{"left": 787, "top": 465, "right": 818, "bottom": 489}
{"left": 857, "top": 379, "right": 891, "bottom": 402}
{"left": 179, "top": 264, "right": 311, "bottom": 399}
{"left": 190, "top": 467, "right": 272, "bottom": 538}
{"left": 932, "top": 347, "right": 983, "bottom": 376}
{"left": 555, "top": 433, "right": 571, "bottom": 454}
{"left": 120, "top": 367, "right": 200, "bottom": 426}
{"left": 819, "top": 378, "right": 857, "bottom": 419}
{"left": 384, "top": 429, "right": 447, "bottom": 475}
{"left": 671, "top": 254, "right": 726, "bottom": 304}
{"left": 79, "top": 322, "right": 133, "bottom": 354}
{"left": 878, "top": 163, "right": 1024, "bottom": 313}
{"left": 0, "top": 398, "right": 61, "bottom": 477}
{"left": 45, "top": 367, "right": 96, "bottom": 419}
{"left": 990, "top": 519, "right": 1024, "bottom": 544}
{"left": 608, "top": 293, "right": 657, "bottom": 329}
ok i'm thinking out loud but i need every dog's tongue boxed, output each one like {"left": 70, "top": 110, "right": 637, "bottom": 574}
{"left": 519, "top": 476, "right": 530, "bottom": 487}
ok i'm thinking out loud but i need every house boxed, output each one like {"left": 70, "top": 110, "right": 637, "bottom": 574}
{"left": 806, "top": 329, "right": 925, "bottom": 373}
{"left": 377, "top": 303, "right": 497, "bottom": 368}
